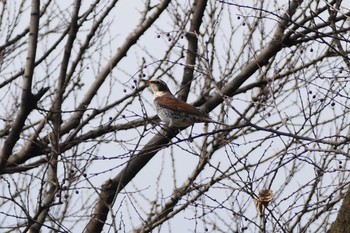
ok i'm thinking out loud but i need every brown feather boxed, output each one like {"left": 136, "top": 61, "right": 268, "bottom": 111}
{"left": 155, "top": 96, "right": 206, "bottom": 117}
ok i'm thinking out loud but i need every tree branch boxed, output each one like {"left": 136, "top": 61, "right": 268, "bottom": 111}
{"left": 0, "top": 0, "right": 41, "bottom": 172}
{"left": 178, "top": 0, "right": 208, "bottom": 101}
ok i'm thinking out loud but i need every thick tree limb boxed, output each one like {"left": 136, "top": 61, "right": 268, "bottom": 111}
{"left": 328, "top": 186, "right": 350, "bottom": 233}
{"left": 178, "top": 0, "right": 208, "bottom": 101}
{"left": 0, "top": 0, "right": 41, "bottom": 172}
{"left": 202, "top": 0, "right": 303, "bottom": 113}
{"left": 84, "top": 128, "right": 178, "bottom": 233}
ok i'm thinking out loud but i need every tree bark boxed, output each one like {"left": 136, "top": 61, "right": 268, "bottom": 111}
{"left": 328, "top": 186, "right": 350, "bottom": 233}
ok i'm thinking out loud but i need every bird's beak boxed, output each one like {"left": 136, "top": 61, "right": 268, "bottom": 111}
{"left": 139, "top": 79, "right": 150, "bottom": 85}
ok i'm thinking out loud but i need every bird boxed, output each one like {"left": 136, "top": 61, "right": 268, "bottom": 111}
{"left": 148, "top": 79, "right": 223, "bottom": 128}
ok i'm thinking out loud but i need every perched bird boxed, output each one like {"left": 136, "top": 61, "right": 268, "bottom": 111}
{"left": 148, "top": 79, "right": 223, "bottom": 128}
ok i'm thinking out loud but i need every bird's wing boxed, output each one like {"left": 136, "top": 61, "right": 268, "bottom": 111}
{"left": 155, "top": 96, "right": 205, "bottom": 116}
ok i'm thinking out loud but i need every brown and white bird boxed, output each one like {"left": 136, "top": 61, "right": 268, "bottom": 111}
{"left": 148, "top": 79, "right": 223, "bottom": 128}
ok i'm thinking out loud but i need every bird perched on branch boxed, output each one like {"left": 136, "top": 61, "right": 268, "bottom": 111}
{"left": 148, "top": 79, "right": 223, "bottom": 128}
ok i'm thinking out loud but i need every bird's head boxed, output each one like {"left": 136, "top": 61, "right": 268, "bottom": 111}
{"left": 148, "top": 79, "right": 172, "bottom": 97}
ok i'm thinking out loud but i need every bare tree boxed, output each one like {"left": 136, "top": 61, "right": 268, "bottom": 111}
{"left": 1, "top": 0, "right": 350, "bottom": 232}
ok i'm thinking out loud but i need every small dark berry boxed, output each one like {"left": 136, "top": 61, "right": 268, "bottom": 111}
{"left": 75, "top": 190, "right": 79, "bottom": 194}
{"left": 331, "top": 102, "right": 335, "bottom": 106}
{"left": 109, "top": 117, "right": 112, "bottom": 121}
{"left": 157, "top": 35, "right": 160, "bottom": 38}
{"left": 123, "top": 89, "right": 127, "bottom": 93}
